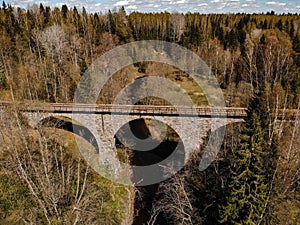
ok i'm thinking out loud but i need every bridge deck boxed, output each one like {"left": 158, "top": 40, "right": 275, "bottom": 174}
{"left": 2, "top": 101, "right": 295, "bottom": 118}
{"left": 1, "top": 102, "right": 247, "bottom": 118}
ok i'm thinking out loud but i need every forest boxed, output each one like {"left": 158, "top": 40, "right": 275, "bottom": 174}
{"left": 0, "top": 1, "right": 299, "bottom": 224}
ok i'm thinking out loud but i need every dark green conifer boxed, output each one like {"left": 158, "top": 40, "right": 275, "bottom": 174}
{"left": 61, "top": 4, "right": 68, "bottom": 20}
{"left": 219, "top": 88, "right": 278, "bottom": 225}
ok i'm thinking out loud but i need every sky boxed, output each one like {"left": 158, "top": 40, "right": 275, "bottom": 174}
{"left": 6, "top": 0, "right": 300, "bottom": 14}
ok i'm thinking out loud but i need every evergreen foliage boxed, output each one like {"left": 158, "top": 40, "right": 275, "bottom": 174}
{"left": 219, "top": 88, "right": 279, "bottom": 224}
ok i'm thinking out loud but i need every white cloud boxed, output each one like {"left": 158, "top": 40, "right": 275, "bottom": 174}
{"left": 127, "top": 4, "right": 137, "bottom": 9}
{"left": 266, "top": 1, "right": 286, "bottom": 6}
{"left": 114, "top": 0, "right": 130, "bottom": 6}
{"left": 11, "top": 0, "right": 34, "bottom": 5}
{"left": 12, "top": 4, "right": 22, "bottom": 8}
{"left": 211, "top": 0, "right": 222, "bottom": 3}
{"left": 55, "top": 2, "right": 64, "bottom": 8}
{"left": 168, "top": 0, "right": 187, "bottom": 5}
{"left": 37, "top": 1, "right": 50, "bottom": 5}
{"left": 20, "top": 0, "right": 34, "bottom": 3}
{"left": 145, "top": 3, "right": 155, "bottom": 7}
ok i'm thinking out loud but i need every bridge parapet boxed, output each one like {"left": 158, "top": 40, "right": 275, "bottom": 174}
{"left": 2, "top": 101, "right": 297, "bottom": 121}
{"left": 0, "top": 102, "right": 247, "bottom": 118}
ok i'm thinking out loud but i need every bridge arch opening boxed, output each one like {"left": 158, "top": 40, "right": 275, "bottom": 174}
{"left": 114, "top": 118, "right": 185, "bottom": 167}
{"left": 114, "top": 117, "right": 185, "bottom": 225}
{"left": 38, "top": 116, "right": 99, "bottom": 153}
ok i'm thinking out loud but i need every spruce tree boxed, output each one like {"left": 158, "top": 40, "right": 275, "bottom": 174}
{"left": 219, "top": 89, "right": 277, "bottom": 224}
{"left": 0, "top": 61, "right": 6, "bottom": 89}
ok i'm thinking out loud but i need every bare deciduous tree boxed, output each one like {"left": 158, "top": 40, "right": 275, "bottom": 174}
{"left": 151, "top": 166, "right": 193, "bottom": 225}
{"left": 0, "top": 106, "right": 130, "bottom": 224}
{"left": 170, "top": 13, "right": 186, "bottom": 42}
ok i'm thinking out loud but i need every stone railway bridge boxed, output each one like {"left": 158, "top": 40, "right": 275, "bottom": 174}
{"left": 2, "top": 102, "right": 293, "bottom": 185}
{"left": 1, "top": 102, "right": 245, "bottom": 164}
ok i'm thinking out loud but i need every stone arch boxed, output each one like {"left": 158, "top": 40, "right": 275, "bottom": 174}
{"left": 111, "top": 114, "right": 201, "bottom": 163}
{"left": 114, "top": 117, "right": 185, "bottom": 167}
{"left": 38, "top": 116, "right": 99, "bottom": 153}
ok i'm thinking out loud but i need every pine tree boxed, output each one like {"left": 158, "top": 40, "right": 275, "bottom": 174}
{"left": 289, "top": 20, "right": 295, "bottom": 38}
{"left": 0, "top": 61, "right": 6, "bottom": 89}
{"left": 292, "top": 34, "right": 300, "bottom": 53}
{"left": 219, "top": 89, "right": 277, "bottom": 224}
{"left": 61, "top": 4, "right": 68, "bottom": 20}
{"left": 275, "top": 19, "right": 283, "bottom": 31}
